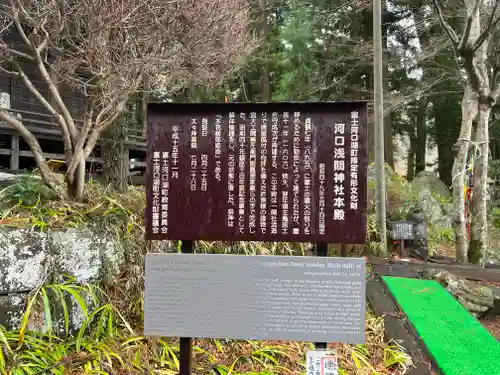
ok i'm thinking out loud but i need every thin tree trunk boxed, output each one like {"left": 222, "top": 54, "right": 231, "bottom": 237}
{"left": 407, "top": 125, "right": 416, "bottom": 181}
{"left": 469, "top": 104, "right": 490, "bottom": 263}
{"left": 415, "top": 96, "right": 427, "bottom": 174}
{"left": 0, "top": 111, "right": 67, "bottom": 200}
{"left": 463, "top": 0, "right": 492, "bottom": 264}
{"left": 67, "top": 159, "right": 86, "bottom": 201}
{"left": 453, "top": 86, "right": 477, "bottom": 262}
{"left": 102, "top": 118, "right": 128, "bottom": 192}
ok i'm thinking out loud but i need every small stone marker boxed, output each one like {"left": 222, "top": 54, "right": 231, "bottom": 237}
{"left": 306, "top": 350, "right": 338, "bottom": 375}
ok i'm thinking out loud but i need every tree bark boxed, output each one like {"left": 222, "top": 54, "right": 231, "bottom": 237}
{"left": 101, "top": 119, "right": 128, "bottom": 192}
{"left": 407, "top": 124, "right": 416, "bottom": 181}
{"left": 469, "top": 104, "right": 490, "bottom": 263}
{"left": 66, "top": 159, "right": 86, "bottom": 201}
{"left": 463, "top": 0, "right": 493, "bottom": 264}
{"left": 453, "top": 86, "right": 477, "bottom": 262}
{"left": 415, "top": 96, "right": 427, "bottom": 174}
{"left": 0, "top": 111, "right": 67, "bottom": 200}
{"left": 437, "top": 137, "right": 454, "bottom": 188}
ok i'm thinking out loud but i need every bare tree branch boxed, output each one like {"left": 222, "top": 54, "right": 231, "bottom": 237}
{"left": 0, "top": 109, "right": 67, "bottom": 199}
{"left": 473, "top": 0, "right": 500, "bottom": 52}
{"left": 458, "top": 0, "right": 482, "bottom": 51}
{"left": 10, "top": 59, "right": 74, "bottom": 156}
{"left": 431, "top": 0, "right": 459, "bottom": 46}
{"left": 0, "top": 0, "right": 256, "bottom": 200}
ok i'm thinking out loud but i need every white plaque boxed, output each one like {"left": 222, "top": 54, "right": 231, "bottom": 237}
{"left": 306, "top": 350, "right": 338, "bottom": 375}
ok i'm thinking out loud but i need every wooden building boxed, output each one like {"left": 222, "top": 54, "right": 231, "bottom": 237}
{"left": 0, "top": 60, "right": 147, "bottom": 175}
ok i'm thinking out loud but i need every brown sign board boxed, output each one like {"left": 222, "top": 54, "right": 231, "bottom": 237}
{"left": 145, "top": 102, "right": 368, "bottom": 243}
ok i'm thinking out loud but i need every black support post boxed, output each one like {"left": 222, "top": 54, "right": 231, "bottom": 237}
{"left": 314, "top": 243, "right": 328, "bottom": 350}
{"left": 180, "top": 240, "right": 194, "bottom": 375}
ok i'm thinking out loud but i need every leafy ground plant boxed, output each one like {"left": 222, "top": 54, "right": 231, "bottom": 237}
{"left": 0, "top": 278, "right": 413, "bottom": 375}
{"left": 0, "top": 175, "right": 413, "bottom": 374}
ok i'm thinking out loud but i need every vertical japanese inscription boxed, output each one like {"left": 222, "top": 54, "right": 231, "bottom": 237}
{"left": 160, "top": 152, "right": 169, "bottom": 234}
{"left": 171, "top": 126, "right": 180, "bottom": 180}
{"left": 151, "top": 152, "right": 161, "bottom": 234}
{"left": 303, "top": 117, "right": 312, "bottom": 235}
{"left": 270, "top": 112, "right": 279, "bottom": 235}
{"left": 238, "top": 113, "right": 247, "bottom": 234}
{"left": 350, "top": 111, "right": 359, "bottom": 211}
{"left": 249, "top": 112, "right": 257, "bottom": 234}
{"left": 190, "top": 119, "right": 198, "bottom": 192}
{"left": 318, "top": 162, "right": 326, "bottom": 235}
{"left": 259, "top": 112, "right": 268, "bottom": 235}
{"left": 281, "top": 112, "right": 290, "bottom": 235}
{"left": 200, "top": 117, "right": 209, "bottom": 192}
{"left": 214, "top": 115, "right": 222, "bottom": 182}
{"left": 333, "top": 122, "right": 346, "bottom": 221}
{"left": 228, "top": 112, "right": 236, "bottom": 228}
{"left": 292, "top": 112, "right": 301, "bottom": 235}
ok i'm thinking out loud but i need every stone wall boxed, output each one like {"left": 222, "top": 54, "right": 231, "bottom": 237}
{"left": 0, "top": 228, "right": 125, "bottom": 329}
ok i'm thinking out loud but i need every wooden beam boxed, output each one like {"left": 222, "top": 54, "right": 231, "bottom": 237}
{"left": 17, "top": 150, "right": 103, "bottom": 164}
{"left": 0, "top": 124, "right": 147, "bottom": 152}
{"left": 10, "top": 134, "right": 19, "bottom": 170}
{"left": 366, "top": 267, "right": 434, "bottom": 375}
{"left": 0, "top": 148, "right": 103, "bottom": 164}
{"left": 369, "top": 255, "right": 500, "bottom": 283}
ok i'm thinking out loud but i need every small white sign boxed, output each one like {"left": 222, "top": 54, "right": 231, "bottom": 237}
{"left": 306, "top": 350, "right": 338, "bottom": 375}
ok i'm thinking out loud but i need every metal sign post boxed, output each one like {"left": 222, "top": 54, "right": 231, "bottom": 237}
{"left": 180, "top": 240, "right": 194, "bottom": 375}
{"left": 314, "top": 243, "right": 328, "bottom": 351}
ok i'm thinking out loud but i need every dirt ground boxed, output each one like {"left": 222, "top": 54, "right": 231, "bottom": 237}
{"left": 481, "top": 315, "right": 500, "bottom": 341}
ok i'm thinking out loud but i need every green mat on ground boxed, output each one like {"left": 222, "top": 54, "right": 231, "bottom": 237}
{"left": 382, "top": 276, "right": 500, "bottom": 375}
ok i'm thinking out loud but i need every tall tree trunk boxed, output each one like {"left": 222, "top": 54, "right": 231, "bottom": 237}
{"left": 407, "top": 125, "right": 416, "bottom": 181}
{"left": 469, "top": 104, "right": 490, "bottom": 263}
{"left": 463, "top": 0, "right": 491, "bottom": 264}
{"left": 415, "top": 96, "right": 427, "bottom": 174}
{"left": 437, "top": 138, "right": 454, "bottom": 187}
{"left": 453, "top": 86, "right": 477, "bottom": 262}
{"left": 434, "top": 97, "right": 460, "bottom": 188}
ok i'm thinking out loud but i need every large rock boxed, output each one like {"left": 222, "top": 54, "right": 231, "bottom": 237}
{"left": 406, "top": 208, "right": 429, "bottom": 261}
{"left": 411, "top": 171, "right": 451, "bottom": 198}
{"left": 414, "top": 188, "right": 452, "bottom": 228}
{"left": 419, "top": 268, "right": 496, "bottom": 317}
{"left": 0, "top": 228, "right": 125, "bottom": 329}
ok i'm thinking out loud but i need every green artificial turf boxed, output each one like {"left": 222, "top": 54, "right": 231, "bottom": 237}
{"left": 382, "top": 276, "right": 500, "bottom": 375}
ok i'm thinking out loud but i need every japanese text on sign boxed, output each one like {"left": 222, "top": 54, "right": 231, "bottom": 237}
{"left": 146, "top": 102, "right": 368, "bottom": 243}
{"left": 306, "top": 350, "right": 338, "bottom": 375}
